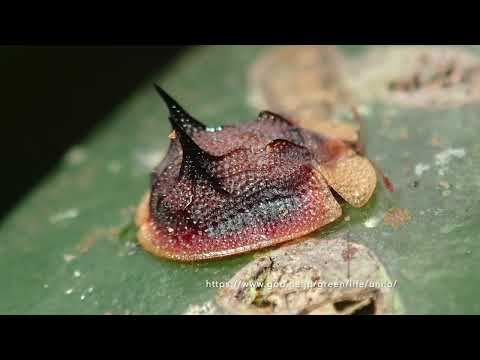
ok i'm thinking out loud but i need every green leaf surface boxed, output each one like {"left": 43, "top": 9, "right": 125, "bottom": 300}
{"left": 1, "top": 45, "right": 480, "bottom": 314}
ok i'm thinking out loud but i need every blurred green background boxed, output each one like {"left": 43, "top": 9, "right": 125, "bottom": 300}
{"left": 0, "top": 46, "right": 185, "bottom": 220}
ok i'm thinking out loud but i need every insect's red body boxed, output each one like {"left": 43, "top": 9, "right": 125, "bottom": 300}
{"left": 136, "top": 86, "right": 379, "bottom": 261}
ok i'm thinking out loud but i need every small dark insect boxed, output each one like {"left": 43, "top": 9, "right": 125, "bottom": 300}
{"left": 136, "top": 85, "right": 391, "bottom": 261}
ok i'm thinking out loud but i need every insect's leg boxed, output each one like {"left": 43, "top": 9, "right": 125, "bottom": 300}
{"left": 351, "top": 106, "right": 395, "bottom": 193}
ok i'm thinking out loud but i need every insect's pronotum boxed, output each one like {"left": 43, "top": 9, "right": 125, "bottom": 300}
{"left": 136, "top": 85, "right": 390, "bottom": 261}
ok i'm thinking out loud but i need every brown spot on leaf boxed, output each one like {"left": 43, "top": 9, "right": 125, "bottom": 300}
{"left": 216, "top": 236, "right": 400, "bottom": 315}
{"left": 342, "top": 244, "right": 359, "bottom": 262}
{"left": 249, "top": 45, "right": 352, "bottom": 127}
{"left": 76, "top": 234, "right": 98, "bottom": 254}
{"left": 346, "top": 46, "right": 480, "bottom": 109}
{"left": 383, "top": 208, "right": 412, "bottom": 229}
{"left": 431, "top": 136, "right": 442, "bottom": 146}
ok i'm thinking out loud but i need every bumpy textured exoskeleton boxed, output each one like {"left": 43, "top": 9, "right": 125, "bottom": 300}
{"left": 136, "top": 85, "right": 378, "bottom": 261}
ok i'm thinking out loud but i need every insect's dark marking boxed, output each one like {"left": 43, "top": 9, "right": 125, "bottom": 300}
{"left": 154, "top": 84, "right": 206, "bottom": 134}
